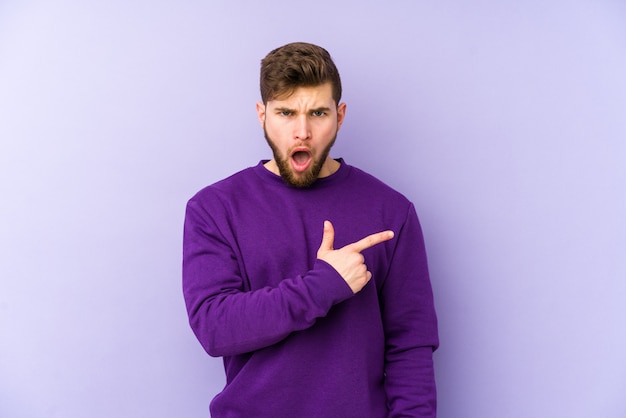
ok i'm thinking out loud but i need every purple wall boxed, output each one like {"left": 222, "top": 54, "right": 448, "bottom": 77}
{"left": 1, "top": 1, "right": 625, "bottom": 417}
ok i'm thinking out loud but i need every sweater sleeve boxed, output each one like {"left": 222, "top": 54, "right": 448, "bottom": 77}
{"left": 182, "top": 197, "right": 354, "bottom": 358}
{"left": 381, "top": 203, "right": 439, "bottom": 417}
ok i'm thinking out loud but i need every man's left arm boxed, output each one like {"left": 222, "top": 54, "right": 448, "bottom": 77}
{"left": 381, "top": 203, "right": 439, "bottom": 417}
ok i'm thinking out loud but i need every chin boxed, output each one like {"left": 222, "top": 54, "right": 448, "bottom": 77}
{"left": 280, "top": 168, "right": 319, "bottom": 188}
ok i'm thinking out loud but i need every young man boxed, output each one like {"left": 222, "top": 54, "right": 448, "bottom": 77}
{"left": 183, "top": 42, "right": 438, "bottom": 417}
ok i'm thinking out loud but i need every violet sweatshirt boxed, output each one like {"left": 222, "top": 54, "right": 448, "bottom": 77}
{"left": 183, "top": 160, "right": 439, "bottom": 417}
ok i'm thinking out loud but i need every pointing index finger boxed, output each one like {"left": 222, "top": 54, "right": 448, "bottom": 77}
{"left": 345, "top": 230, "right": 395, "bottom": 253}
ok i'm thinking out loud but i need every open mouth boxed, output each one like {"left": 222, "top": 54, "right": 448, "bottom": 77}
{"left": 290, "top": 149, "right": 312, "bottom": 172}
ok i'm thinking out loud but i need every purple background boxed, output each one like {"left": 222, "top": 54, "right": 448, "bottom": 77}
{"left": 1, "top": 1, "right": 625, "bottom": 417}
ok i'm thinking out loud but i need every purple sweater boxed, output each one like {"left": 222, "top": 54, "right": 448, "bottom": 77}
{"left": 183, "top": 160, "right": 438, "bottom": 417}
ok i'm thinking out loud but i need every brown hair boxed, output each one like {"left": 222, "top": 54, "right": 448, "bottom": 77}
{"left": 260, "top": 42, "right": 342, "bottom": 105}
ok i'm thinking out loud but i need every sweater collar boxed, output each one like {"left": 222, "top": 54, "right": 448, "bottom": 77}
{"left": 254, "top": 158, "right": 350, "bottom": 189}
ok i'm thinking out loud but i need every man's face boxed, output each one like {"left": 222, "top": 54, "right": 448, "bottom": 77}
{"left": 256, "top": 83, "right": 346, "bottom": 188}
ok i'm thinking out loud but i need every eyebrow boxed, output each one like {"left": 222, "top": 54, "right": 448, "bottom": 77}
{"left": 311, "top": 107, "right": 332, "bottom": 113}
{"left": 274, "top": 106, "right": 332, "bottom": 114}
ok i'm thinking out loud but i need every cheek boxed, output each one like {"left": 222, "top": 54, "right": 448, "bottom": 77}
{"left": 265, "top": 121, "right": 283, "bottom": 140}
{"left": 317, "top": 122, "right": 337, "bottom": 141}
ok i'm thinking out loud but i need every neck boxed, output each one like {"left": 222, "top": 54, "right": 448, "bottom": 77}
{"left": 318, "top": 157, "right": 340, "bottom": 178}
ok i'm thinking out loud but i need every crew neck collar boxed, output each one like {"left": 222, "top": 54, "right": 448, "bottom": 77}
{"left": 254, "top": 158, "right": 349, "bottom": 189}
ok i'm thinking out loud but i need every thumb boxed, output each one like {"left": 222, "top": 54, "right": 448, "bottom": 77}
{"left": 317, "top": 220, "right": 335, "bottom": 254}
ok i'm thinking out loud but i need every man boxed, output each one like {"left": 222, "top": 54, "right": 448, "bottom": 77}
{"left": 183, "top": 42, "right": 438, "bottom": 417}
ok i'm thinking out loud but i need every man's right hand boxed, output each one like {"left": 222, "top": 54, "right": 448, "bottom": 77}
{"left": 316, "top": 220, "right": 395, "bottom": 294}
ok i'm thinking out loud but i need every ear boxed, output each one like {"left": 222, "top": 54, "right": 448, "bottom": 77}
{"left": 336, "top": 102, "right": 347, "bottom": 130}
{"left": 256, "top": 101, "right": 266, "bottom": 127}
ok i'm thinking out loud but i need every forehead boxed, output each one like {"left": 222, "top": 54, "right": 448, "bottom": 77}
{"left": 267, "top": 83, "right": 335, "bottom": 109}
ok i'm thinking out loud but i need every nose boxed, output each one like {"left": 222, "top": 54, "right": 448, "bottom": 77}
{"left": 294, "top": 115, "right": 311, "bottom": 141}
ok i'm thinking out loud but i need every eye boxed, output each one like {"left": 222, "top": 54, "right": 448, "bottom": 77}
{"left": 312, "top": 110, "right": 326, "bottom": 117}
{"left": 279, "top": 110, "right": 293, "bottom": 116}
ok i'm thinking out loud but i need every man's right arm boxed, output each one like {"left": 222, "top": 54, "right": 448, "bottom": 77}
{"left": 182, "top": 199, "right": 354, "bottom": 357}
{"left": 182, "top": 200, "right": 394, "bottom": 358}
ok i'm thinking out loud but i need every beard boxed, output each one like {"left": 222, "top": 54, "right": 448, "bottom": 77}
{"left": 264, "top": 126, "right": 337, "bottom": 188}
